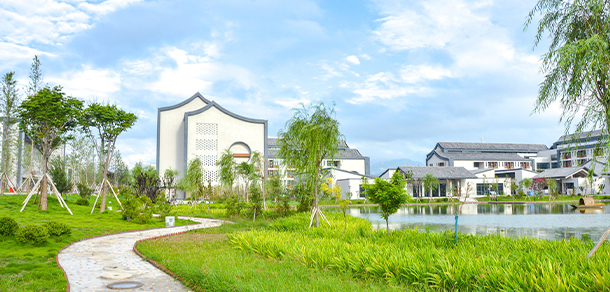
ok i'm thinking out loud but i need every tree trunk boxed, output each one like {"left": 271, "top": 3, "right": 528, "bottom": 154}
{"left": 386, "top": 218, "right": 389, "bottom": 236}
{"left": 314, "top": 177, "right": 319, "bottom": 227}
{"left": 0, "top": 176, "right": 5, "bottom": 196}
{"left": 343, "top": 211, "right": 347, "bottom": 232}
{"left": 262, "top": 177, "right": 267, "bottom": 210}
{"left": 40, "top": 158, "right": 48, "bottom": 211}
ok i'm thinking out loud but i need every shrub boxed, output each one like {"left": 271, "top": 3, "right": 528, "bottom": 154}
{"left": 225, "top": 195, "right": 243, "bottom": 217}
{"left": 0, "top": 217, "right": 19, "bottom": 236}
{"left": 76, "top": 197, "right": 90, "bottom": 206}
{"left": 43, "top": 221, "right": 71, "bottom": 236}
{"left": 77, "top": 183, "right": 93, "bottom": 199}
{"left": 122, "top": 195, "right": 153, "bottom": 224}
{"left": 15, "top": 224, "right": 49, "bottom": 244}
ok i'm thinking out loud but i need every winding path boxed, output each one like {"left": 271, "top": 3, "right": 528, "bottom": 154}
{"left": 57, "top": 217, "right": 222, "bottom": 291}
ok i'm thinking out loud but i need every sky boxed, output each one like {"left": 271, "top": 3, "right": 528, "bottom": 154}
{"left": 0, "top": 0, "right": 566, "bottom": 167}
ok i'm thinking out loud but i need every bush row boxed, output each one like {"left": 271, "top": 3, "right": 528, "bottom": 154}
{"left": 0, "top": 217, "right": 71, "bottom": 244}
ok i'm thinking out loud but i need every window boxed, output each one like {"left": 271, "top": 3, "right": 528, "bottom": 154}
{"left": 438, "top": 162, "right": 444, "bottom": 166}
{"left": 577, "top": 150, "right": 586, "bottom": 158}
{"left": 488, "top": 162, "right": 498, "bottom": 168}
{"left": 562, "top": 152, "right": 571, "bottom": 159}
{"left": 359, "top": 185, "right": 367, "bottom": 198}
{"left": 576, "top": 159, "right": 586, "bottom": 166}
{"left": 268, "top": 160, "right": 276, "bottom": 168}
{"left": 412, "top": 184, "right": 421, "bottom": 197}
{"left": 474, "top": 162, "right": 480, "bottom": 167}
{"left": 563, "top": 160, "right": 572, "bottom": 167}
{"left": 594, "top": 148, "right": 604, "bottom": 156}
{"left": 505, "top": 162, "right": 515, "bottom": 169}
{"left": 520, "top": 162, "right": 530, "bottom": 169}
{"left": 537, "top": 163, "right": 550, "bottom": 170}
{"left": 326, "top": 160, "right": 340, "bottom": 167}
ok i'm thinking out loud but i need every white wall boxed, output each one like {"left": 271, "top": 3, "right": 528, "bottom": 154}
{"left": 426, "top": 155, "right": 449, "bottom": 167}
{"left": 337, "top": 178, "right": 364, "bottom": 200}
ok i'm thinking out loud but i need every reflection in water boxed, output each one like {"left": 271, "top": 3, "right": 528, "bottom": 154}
{"left": 330, "top": 203, "right": 610, "bottom": 241}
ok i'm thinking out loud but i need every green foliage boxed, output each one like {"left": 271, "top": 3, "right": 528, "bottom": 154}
{"left": 130, "top": 166, "right": 161, "bottom": 203}
{"left": 15, "top": 224, "right": 49, "bottom": 244}
{"left": 422, "top": 173, "right": 439, "bottom": 197}
{"left": 266, "top": 175, "right": 285, "bottom": 201}
{"left": 77, "top": 183, "right": 93, "bottom": 199}
{"left": 277, "top": 102, "right": 343, "bottom": 226}
{"left": 292, "top": 182, "right": 312, "bottom": 212}
{"left": 178, "top": 158, "right": 205, "bottom": 203}
{"left": 48, "top": 155, "right": 72, "bottom": 195}
{"left": 275, "top": 195, "right": 292, "bottom": 218}
{"left": 154, "top": 194, "right": 173, "bottom": 219}
{"left": 362, "top": 171, "right": 408, "bottom": 234}
{"left": 217, "top": 149, "right": 236, "bottom": 188}
{"left": 1, "top": 71, "right": 20, "bottom": 176}
{"left": 75, "top": 197, "right": 90, "bottom": 206}
{"left": 231, "top": 212, "right": 610, "bottom": 292}
{"left": 43, "top": 221, "right": 71, "bottom": 236}
{"left": 526, "top": 0, "right": 610, "bottom": 166}
{"left": 248, "top": 183, "right": 263, "bottom": 220}
{"left": 0, "top": 216, "right": 19, "bottom": 236}
{"left": 225, "top": 195, "right": 243, "bottom": 217}
{"left": 162, "top": 167, "right": 179, "bottom": 201}
{"left": 121, "top": 195, "right": 153, "bottom": 223}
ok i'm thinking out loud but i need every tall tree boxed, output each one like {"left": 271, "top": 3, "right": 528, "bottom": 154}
{"left": 162, "top": 167, "right": 179, "bottom": 202}
{"left": 362, "top": 171, "right": 408, "bottom": 235}
{"left": 250, "top": 150, "right": 267, "bottom": 209}
{"left": 80, "top": 103, "right": 137, "bottom": 212}
{"left": 526, "top": 0, "right": 610, "bottom": 164}
{"left": 277, "top": 102, "right": 343, "bottom": 227}
{"left": 17, "top": 86, "right": 83, "bottom": 211}
{"left": 0, "top": 72, "right": 20, "bottom": 195}
{"left": 27, "top": 56, "right": 44, "bottom": 97}
{"left": 217, "top": 149, "right": 236, "bottom": 191}
{"left": 422, "top": 173, "right": 439, "bottom": 197}
{"left": 179, "top": 158, "right": 205, "bottom": 207}
{"left": 48, "top": 155, "right": 72, "bottom": 196}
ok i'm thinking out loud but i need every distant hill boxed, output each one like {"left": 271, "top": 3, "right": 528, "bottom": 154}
{"left": 370, "top": 158, "right": 424, "bottom": 176}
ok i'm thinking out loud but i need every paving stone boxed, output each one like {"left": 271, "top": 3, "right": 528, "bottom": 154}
{"left": 57, "top": 217, "right": 222, "bottom": 291}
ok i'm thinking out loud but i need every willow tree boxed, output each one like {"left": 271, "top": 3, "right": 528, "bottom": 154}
{"left": 526, "top": 0, "right": 610, "bottom": 162}
{"left": 278, "top": 102, "right": 343, "bottom": 227}
{"left": 17, "top": 86, "right": 83, "bottom": 211}
{"left": 80, "top": 103, "right": 137, "bottom": 212}
{"left": 217, "top": 149, "right": 236, "bottom": 191}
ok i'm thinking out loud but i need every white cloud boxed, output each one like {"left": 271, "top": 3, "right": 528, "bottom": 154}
{"left": 359, "top": 53, "right": 371, "bottom": 60}
{"left": 0, "top": 0, "right": 141, "bottom": 46}
{"left": 347, "top": 71, "right": 429, "bottom": 104}
{"left": 345, "top": 55, "right": 360, "bottom": 65}
{"left": 400, "top": 65, "right": 452, "bottom": 84}
{"left": 47, "top": 66, "right": 121, "bottom": 100}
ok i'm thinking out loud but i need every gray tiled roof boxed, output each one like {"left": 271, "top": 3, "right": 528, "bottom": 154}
{"left": 556, "top": 129, "right": 605, "bottom": 143}
{"left": 433, "top": 149, "right": 530, "bottom": 161}
{"left": 267, "top": 148, "right": 364, "bottom": 159}
{"left": 397, "top": 166, "right": 477, "bottom": 180}
{"left": 534, "top": 167, "right": 591, "bottom": 179}
{"left": 437, "top": 142, "right": 548, "bottom": 152}
{"left": 470, "top": 168, "right": 494, "bottom": 175}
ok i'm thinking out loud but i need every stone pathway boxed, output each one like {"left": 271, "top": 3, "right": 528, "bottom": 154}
{"left": 57, "top": 217, "right": 223, "bottom": 291}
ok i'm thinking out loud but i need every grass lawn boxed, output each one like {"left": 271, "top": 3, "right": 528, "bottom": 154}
{"left": 0, "top": 194, "right": 192, "bottom": 292}
{"left": 136, "top": 219, "right": 407, "bottom": 292}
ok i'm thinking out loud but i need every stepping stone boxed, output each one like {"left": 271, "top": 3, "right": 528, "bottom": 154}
{"left": 100, "top": 272, "right": 133, "bottom": 280}
{"left": 103, "top": 265, "right": 130, "bottom": 273}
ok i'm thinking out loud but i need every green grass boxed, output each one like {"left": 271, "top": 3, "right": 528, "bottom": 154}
{"left": 0, "top": 194, "right": 192, "bottom": 292}
{"left": 136, "top": 219, "right": 408, "bottom": 292}
{"left": 229, "top": 213, "right": 610, "bottom": 292}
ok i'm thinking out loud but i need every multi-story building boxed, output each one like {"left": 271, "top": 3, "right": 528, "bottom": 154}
{"left": 426, "top": 142, "right": 548, "bottom": 171}
{"left": 266, "top": 137, "right": 370, "bottom": 185}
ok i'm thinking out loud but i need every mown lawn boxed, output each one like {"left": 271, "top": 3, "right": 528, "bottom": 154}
{"left": 0, "top": 194, "right": 191, "bottom": 292}
{"left": 136, "top": 219, "right": 408, "bottom": 292}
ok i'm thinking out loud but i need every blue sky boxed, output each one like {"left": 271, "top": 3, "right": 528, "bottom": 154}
{"left": 0, "top": 0, "right": 565, "bottom": 167}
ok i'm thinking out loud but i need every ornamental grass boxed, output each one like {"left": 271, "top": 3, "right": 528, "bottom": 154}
{"left": 230, "top": 212, "right": 610, "bottom": 291}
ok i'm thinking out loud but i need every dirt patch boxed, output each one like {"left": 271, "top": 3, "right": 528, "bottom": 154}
{"left": 160, "top": 233, "right": 227, "bottom": 243}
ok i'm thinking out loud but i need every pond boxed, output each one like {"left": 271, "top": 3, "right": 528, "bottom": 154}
{"left": 324, "top": 203, "right": 610, "bottom": 241}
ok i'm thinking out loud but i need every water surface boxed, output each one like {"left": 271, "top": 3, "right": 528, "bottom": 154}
{"left": 325, "top": 203, "right": 610, "bottom": 241}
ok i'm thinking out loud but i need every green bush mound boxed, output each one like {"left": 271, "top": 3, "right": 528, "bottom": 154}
{"left": 231, "top": 212, "right": 610, "bottom": 291}
{"left": 43, "top": 221, "right": 71, "bottom": 236}
{"left": 0, "top": 216, "right": 19, "bottom": 236}
{"left": 75, "top": 197, "right": 90, "bottom": 206}
{"left": 15, "top": 224, "right": 49, "bottom": 244}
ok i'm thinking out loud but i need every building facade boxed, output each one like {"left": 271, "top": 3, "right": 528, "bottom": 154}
{"left": 157, "top": 93, "right": 267, "bottom": 197}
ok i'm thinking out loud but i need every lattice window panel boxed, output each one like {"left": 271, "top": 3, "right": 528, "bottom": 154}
{"left": 195, "top": 139, "right": 218, "bottom": 151}
{"left": 203, "top": 170, "right": 218, "bottom": 183}
{"left": 196, "top": 155, "right": 218, "bottom": 167}
{"left": 196, "top": 123, "right": 217, "bottom": 135}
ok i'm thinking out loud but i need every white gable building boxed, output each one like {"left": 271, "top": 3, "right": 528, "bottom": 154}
{"left": 157, "top": 93, "right": 267, "bottom": 197}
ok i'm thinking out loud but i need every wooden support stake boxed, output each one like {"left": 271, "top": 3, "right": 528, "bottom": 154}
{"left": 588, "top": 226, "right": 610, "bottom": 258}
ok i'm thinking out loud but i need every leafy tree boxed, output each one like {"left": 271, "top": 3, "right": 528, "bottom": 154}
{"left": 526, "top": 0, "right": 610, "bottom": 167}
{"left": 362, "top": 171, "right": 408, "bottom": 235}
{"left": 130, "top": 170, "right": 161, "bottom": 204}
{"left": 109, "top": 150, "right": 130, "bottom": 187}
{"left": 422, "top": 173, "right": 439, "bottom": 197}
{"left": 80, "top": 103, "right": 137, "bottom": 212}
{"left": 179, "top": 158, "right": 205, "bottom": 207}
{"left": 237, "top": 161, "right": 256, "bottom": 202}
{"left": 17, "top": 86, "right": 83, "bottom": 211}
{"left": 0, "top": 71, "right": 21, "bottom": 194}
{"left": 532, "top": 177, "right": 547, "bottom": 199}
{"left": 48, "top": 155, "right": 72, "bottom": 196}
{"left": 27, "top": 56, "right": 44, "bottom": 97}
{"left": 277, "top": 102, "right": 343, "bottom": 227}
{"left": 265, "top": 175, "right": 284, "bottom": 202}
{"left": 162, "top": 168, "right": 179, "bottom": 202}
{"left": 248, "top": 183, "right": 263, "bottom": 220}
{"left": 546, "top": 178, "right": 558, "bottom": 200}
{"left": 217, "top": 149, "right": 236, "bottom": 190}
{"left": 251, "top": 150, "right": 266, "bottom": 209}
